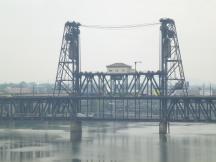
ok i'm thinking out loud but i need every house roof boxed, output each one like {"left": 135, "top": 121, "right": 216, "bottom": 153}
{"left": 106, "top": 63, "right": 131, "bottom": 68}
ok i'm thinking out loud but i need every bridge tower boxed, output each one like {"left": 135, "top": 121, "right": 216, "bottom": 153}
{"left": 53, "top": 21, "right": 81, "bottom": 113}
{"left": 159, "top": 18, "right": 187, "bottom": 134}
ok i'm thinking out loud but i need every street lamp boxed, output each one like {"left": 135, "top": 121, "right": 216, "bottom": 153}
{"left": 134, "top": 61, "right": 142, "bottom": 73}
{"left": 134, "top": 61, "right": 142, "bottom": 97}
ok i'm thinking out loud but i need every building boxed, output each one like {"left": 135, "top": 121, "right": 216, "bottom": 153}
{"left": 106, "top": 63, "right": 134, "bottom": 73}
{"left": 5, "top": 87, "right": 32, "bottom": 94}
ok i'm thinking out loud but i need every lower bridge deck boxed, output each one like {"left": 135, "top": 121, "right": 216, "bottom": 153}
{"left": 0, "top": 96, "right": 216, "bottom": 122}
{"left": 1, "top": 117, "right": 216, "bottom": 123}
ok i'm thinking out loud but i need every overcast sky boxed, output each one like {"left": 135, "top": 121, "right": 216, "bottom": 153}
{"left": 0, "top": 0, "right": 216, "bottom": 84}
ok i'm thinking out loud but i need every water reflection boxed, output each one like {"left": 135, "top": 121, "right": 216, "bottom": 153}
{"left": 0, "top": 134, "right": 51, "bottom": 162}
{"left": 70, "top": 121, "right": 82, "bottom": 155}
{"left": 159, "top": 134, "right": 168, "bottom": 162}
{"left": 0, "top": 121, "right": 216, "bottom": 162}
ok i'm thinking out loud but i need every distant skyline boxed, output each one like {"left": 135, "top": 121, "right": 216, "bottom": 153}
{"left": 0, "top": 0, "right": 216, "bottom": 84}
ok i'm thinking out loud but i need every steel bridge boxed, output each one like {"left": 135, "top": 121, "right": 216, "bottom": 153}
{"left": 0, "top": 18, "right": 215, "bottom": 133}
{"left": 0, "top": 96, "right": 216, "bottom": 122}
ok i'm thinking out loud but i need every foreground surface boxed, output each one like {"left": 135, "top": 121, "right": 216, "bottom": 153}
{"left": 0, "top": 121, "right": 216, "bottom": 162}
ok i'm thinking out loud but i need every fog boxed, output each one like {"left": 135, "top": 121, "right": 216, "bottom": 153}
{"left": 0, "top": 0, "right": 216, "bottom": 84}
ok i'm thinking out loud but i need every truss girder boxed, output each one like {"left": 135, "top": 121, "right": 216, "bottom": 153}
{"left": 0, "top": 96, "right": 216, "bottom": 121}
{"left": 79, "top": 72, "right": 161, "bottom": 97}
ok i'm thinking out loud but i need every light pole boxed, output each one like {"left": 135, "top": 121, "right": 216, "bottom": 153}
{"left": 210, "top": 83, "right": 212, "bottom": 96}
{"left": 134, "top": 61, "right": 142, "bottom": 98}
{"left": 134, "top": 61, "right": 142, "bottom": 73}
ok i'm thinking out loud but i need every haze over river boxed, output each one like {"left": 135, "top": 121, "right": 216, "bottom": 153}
{"left": 0, "top": 121, "right": 216, "bottom": 162}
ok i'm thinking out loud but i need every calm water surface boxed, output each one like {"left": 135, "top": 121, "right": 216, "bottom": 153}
{"left": 0, "top": 121, "right": 216, "bottom": 162}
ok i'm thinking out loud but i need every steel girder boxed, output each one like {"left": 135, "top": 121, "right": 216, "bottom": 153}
{"left": 53, "top": 21, "right": 80, "bottom": 96}
{"left": 167, "top": 98, "right": 216, "bottom": 121}
{"left": 79, "top": 72, "right": 161, "bottom": 97}
{"left": 0, "top": 96, "right": 216, "bottom": 122}
{"left": 160, "top": 18, "right": 188, "bottom": 96}
{"left": 0, "top": 97, "right": 78, "bottom": 119}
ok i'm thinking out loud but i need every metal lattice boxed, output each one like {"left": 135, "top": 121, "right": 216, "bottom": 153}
{"left": 53, "top": 21, "right": 80, "bottom": 96}
{"left": 160, "top": 18, "right": 188, "bottom": 96}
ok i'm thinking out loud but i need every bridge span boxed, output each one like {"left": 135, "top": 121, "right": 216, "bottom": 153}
{"left": 1, "top": 18, "right": 212, "bottom": 134}
{"left": 1, "top": 96, "right": 216, "bottom": 122}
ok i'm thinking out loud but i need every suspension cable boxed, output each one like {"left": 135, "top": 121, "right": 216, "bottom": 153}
{"left": 80, "top": 22, "right": 160, "bottom": 29}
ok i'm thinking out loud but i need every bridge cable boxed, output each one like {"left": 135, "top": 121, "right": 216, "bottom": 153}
{"left": 80, "top": 22, "right": 160, "bottom": 29}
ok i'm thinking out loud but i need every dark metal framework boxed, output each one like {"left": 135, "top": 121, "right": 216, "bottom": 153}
{"left": 160, "top": 18, "right": 188, "bottom": 96}
{"left": 159, "top": 19, "right": 188, "bottom": 130}
{"left": 0, "top": 96, "right": 216, "bottom": 121}
{"left": 79, "top": 72, "right": 161, "bottom": 97}
{"left": 1, "top": 18, "right": 212, "bottom": 123}
{"left": 53, "top": 18, "right": 187, "bottom": 98}
{"left": 53, "top": 21, "right": 80, "bottom": 96}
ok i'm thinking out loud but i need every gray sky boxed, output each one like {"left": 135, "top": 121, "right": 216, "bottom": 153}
{"left": 0, "top": 0, "right": 216, "bottom": 84}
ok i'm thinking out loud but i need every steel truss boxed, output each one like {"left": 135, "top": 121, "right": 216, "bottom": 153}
{"left": 168, "top": 97, "right": 216, "bottom": 121}
{"left": 53, "top": 18, "right": 187, "bottom": 99}
{"left": 53, "top": 21, "right": 80, "bottom": 96}
{"left": 79, "top": 72, "right": 161, "bottom": 97}
{"left": 160, "top": 18, "right": 187, "bottom": 96}
{"left": 0, "top": 97, "right": 78, "bottom": 119}
{"left": 1, "top": 18, "right": 207, "bottom": 124}
{"left": 0, "top": 96, "right": 216, "bottom": 121}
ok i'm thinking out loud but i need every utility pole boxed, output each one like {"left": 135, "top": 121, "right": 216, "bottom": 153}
{"left": 134, "top": 61, "right": 142, "bottom": 97}
{"left": 33, "top": 84, "right": 35, "bottom": 96}
{"left": 203, "top": 84, "right": 205, "bottom": 96}
{"left": 19, "top": 83, "right": 22, "bottom": 95}
{"left": 210, "top": 83, "right": 212, "bottom": 96}
{"left": 134, "top": 61, "right": 142, "bottom": 73}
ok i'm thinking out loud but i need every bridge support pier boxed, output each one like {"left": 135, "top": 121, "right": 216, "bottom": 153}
{"left": 70, "top": 120, "right": 82, "bottom": 142}
{"left": 159, "top": 121, "right": 168, "bottom": 134}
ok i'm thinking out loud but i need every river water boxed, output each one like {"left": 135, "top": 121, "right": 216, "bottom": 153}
{"left": 0, "top": 121, "right": 216, "bottom": 162}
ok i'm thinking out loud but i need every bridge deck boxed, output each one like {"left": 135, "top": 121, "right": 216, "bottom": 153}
{"left": 0, "top": 95, "right": 216, "bottom": 122}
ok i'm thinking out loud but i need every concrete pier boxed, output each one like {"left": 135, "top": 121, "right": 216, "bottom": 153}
{"left": 159, "top": 121, "right": 168, "bottom": 134}
{"left": 70, "top": 120, "right": 82, "bottom": 142}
